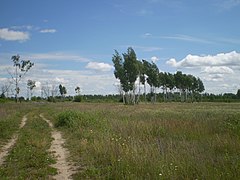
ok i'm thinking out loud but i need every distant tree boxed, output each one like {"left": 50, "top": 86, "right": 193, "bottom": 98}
{"left": 0, "top": 82, "right": 11, "bottom": 98}
{"left": 8, "top": 55, "right": 34, "bottom": 102}
{"left": 59, "top": 84, "right": 67, "bottom": 99}
{"left": 237, "top": 89, "right": 240, "bottom": 99}
{"left": 27, "top": 80, "right": 36, "bottom": 100}
{"left": 41, "top": 83, "right": 50, "bottom": 99}
{"left": 161, "top": 72, "right": 175, "bottom": 101}
{"left": 74, "top": 86, "right": 82, "bottom": 102}
{"left": 41, "top": 83, "right": 58, "bottom": 102}
{"left": 139, "top": 61, "right": 147, "bottom": 103}
{"left": 123, "top": 47, "right": 138, "bottom": 103}
{"left": 136, "top": 60, "right": 144, "bottom": 103}
{"left": 112, "top": 50, "right": 125, "bottom": 103}
{"left": 75, "top": 86, "right": 81, "bottom": 95}
{"left": 197, "top": 78, "right": 205, "bottom": 93}
{"left": 174, "top": 71, "right": 187, "bottom": 102}
{"left": 143, "top": 60, "right": 159, "bottom": 103}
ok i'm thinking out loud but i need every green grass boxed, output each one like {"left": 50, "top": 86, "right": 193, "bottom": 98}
{"left": 0, "top": 102, "right": 240, "bottom": 179}
{"left": 44, "top": 102, "right": 240, "bottom": 179}
{"left": 0, "top": 112, "right": 56, "bottom": 179}
{"left": 0, "top": 103, "right": 32, "bottom": 147}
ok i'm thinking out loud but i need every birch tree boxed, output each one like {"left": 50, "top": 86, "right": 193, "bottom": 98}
{"left": 27, "top": 79, "right": 36, "bottom": 100}
{"left": 112, "top": 47, "right": 138, "bottom": 104}
{"left": 9, "top": 55, "right": 34, "bottom": 102}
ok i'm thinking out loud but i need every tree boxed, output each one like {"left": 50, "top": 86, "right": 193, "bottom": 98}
{"left": 237, "top": 89, "right": 240, "bottom": 99}
{"left": 0, "top": 82, "right": 11, "bottom": 98}
{"left": 27, "top": 80, "right": 36, "bottom": 100}
{"left": 112, "top": 47, "right": 138, "bottom": 104}
{"left": 41, "top": 83, "right": 58, "bottom": 102}
{"left": 123, "top": 47, "right": 138, "bottom": 103}
{"left": 197, "top": 78, "right": 205, "bottom": 93}
{"left": 139, "top": 61, "right": 147, "bottom": 103}
{"left": 174, "top": 71, "right": 186, "bottom": 102}
{"left": 8, "top": 55, "right": 34, "bottom": 102}
{"left": 136, "top": 60, "right": 144, "bottom": 103}
{"left": 143, "top": 60, "right": 159, "bottom": 103}
{"left": 112, "top": 50, "right": 125, "bottom": 103}
{"left": 74, "top": 86, "right": 82, "bottom": 102}
{"left": 59, "top": 84, "right": 67, "bottom": 99}
{"left": 75, "top": 86, "right": 81, "bottom": 95}
{"left": 160, "top": 72, "right": 175, "bottom": 102}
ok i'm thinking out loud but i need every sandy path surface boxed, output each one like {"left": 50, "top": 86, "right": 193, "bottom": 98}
{"left": 40, "top": 114, "right": 76, "bottom": 180}
{"left": 0, "top": 115, "right": 27, "bottom": 166}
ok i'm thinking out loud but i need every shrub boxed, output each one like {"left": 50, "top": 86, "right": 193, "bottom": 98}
{"left": 56, "top": 110, "right": 99, "bottom": 129}
{"left": 56, "top": 110, "right": 79, "bottom": 128}
{"left": 73, "top": 95, "right": 82, "bottom": 102}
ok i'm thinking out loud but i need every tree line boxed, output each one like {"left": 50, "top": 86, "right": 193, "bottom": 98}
{"left": 112, "top": 47, "right": 205, "bottom": 104}
{"left": 2, "top": 52, "right": 240, "bottom": 104}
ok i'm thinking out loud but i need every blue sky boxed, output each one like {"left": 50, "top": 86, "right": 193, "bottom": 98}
{"left": 1, "top": 0, "right": 240, "bottom": 96}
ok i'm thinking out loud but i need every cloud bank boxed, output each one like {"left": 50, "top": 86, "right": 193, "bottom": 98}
{"left": 39, "top": 29, "right": 57, "bottom": 33}
{"left": 166, "top": 51, "right": 240, "bottom": 68}
{"left": 86, "top": 62, "right": 113, "bottom": 72}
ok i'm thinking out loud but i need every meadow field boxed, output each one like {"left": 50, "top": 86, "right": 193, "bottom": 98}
{"left": 0, "top": 102, "right": 240, "bottom": 179}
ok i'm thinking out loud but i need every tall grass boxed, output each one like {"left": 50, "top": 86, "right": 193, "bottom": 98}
{"left": 47, "top": 103, "right": 240, "bottom": 179}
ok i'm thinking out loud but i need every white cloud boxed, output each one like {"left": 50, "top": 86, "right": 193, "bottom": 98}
{"left": 161, "top": 34, "right": 213, "bottom": 44}
{"left": 86, "top": 62, "right": 113, "bottom": 72}
{"left": 28, "top": 68, "right": 116, "bottom": 95}
{"left": 144, "top": 33, "right": 152, "bottom": 37}
{"left": 35, "top": 81, "right": 41, "bottom": 88}
{"left": 54, "top": 77, "right": 66, "bottom": 83}
{"left": 143, "top": 33, "right": 214, "bottom": 44}
{"left": 0, "top": 28, "right": 30, "bottom": 41}
{"left": 151, "top": 56, "right": 159, "bottom": 63}
{"left": 202, "top": 66, "right": 234, "bottom": 74}
{"left": 40, "top": 29, "right": 56, "bottom": 33}
{"left": 217, "top": 0, "right": 240, "bottom": 10}
{"left": 23, "top": 52, "right": 89, "bottom": 62}
{"left": 11, "top": 25, "right": 33, "bottom": 30}
{"left": 166, "top": 51, "right": 240, "bottom": 68}
{"left": 123, "top": 45, "right": 162, "bottom": 52}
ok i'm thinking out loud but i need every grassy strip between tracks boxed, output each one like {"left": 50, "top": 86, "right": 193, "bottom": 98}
{"left": 0, "top": 103, "right": 32, "bottom": 147}
{"left": 0, "top": 112, "right": 56, "bottom": 179}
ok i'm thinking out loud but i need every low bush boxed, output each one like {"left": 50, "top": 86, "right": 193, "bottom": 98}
{"left": 55, "top": 110, "right": 99, "bottom": 129}
{"left": 73, "top": 95, "right": 82, "bottom": 102}
{"left": 55, "top": 110, "right": 79, "bottom": 128}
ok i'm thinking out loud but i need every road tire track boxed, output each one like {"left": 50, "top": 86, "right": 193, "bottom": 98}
{"left": 40, "top": 114, "right": 76, "bottom": 180}
{"left": 0, "top": 115, "right": 27, "bottom": 166}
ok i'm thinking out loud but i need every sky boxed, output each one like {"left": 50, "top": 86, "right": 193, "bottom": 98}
{"left": 0, "top": 0, "right": 240, "bottom": 97}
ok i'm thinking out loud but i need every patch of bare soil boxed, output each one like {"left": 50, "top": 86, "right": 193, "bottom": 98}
{"left": 0, "top": 115, "right": 27, "bottom": 166}
{"left": 40, "top": 114, "right": 76, "bottom": 180}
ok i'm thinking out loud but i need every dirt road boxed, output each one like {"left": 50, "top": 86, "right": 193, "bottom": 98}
{"left": 40, "top": 114, "right": 76, "bottom": 180}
